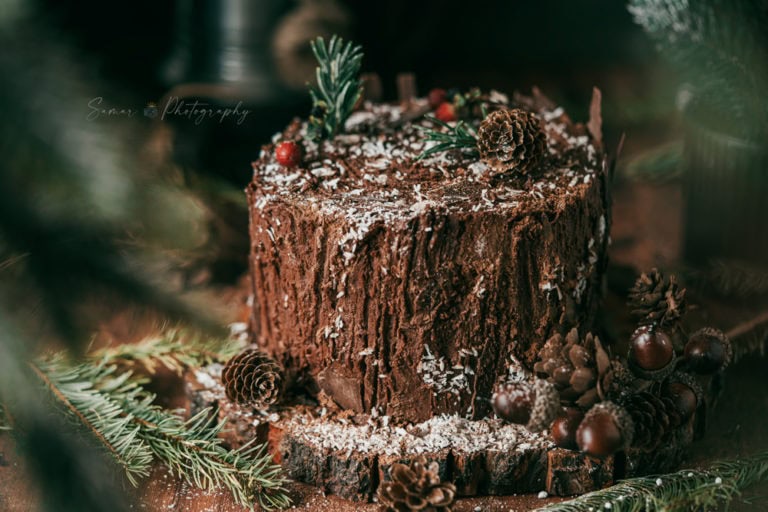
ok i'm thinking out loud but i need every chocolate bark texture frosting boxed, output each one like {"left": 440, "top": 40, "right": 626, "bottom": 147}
{"left": 246, "top": 89, "right": 610, "bottom": 423}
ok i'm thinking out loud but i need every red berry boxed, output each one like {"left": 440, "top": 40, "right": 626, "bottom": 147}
{"left": 275, "top": 141, "right": 302, "bottom": 167}
{"left": 428, "top": 88, "right": 447, "bottom": 109}
{"left": 435, "top": 102, "right": 456, "bottom": 122}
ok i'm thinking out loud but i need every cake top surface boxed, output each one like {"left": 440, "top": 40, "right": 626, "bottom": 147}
{"left": 252, "top": 88, "right": 603, "bottom": 212}
{"left": 250, "top": 89, "right": 606, "bottom": 248}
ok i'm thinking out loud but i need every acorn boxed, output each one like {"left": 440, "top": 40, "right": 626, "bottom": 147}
{"left": 492, "top": 378, "right": 560, "bottom": 432}
{"left": 551, "top": 408, "right": 585, "bottom": 450}
{"left": 684, "top": 328, "right": 732, "bottom": 374}
{"left": 576, "top": 402, "right": 634, "bottom": 458}
{"left": 628, "top": 325, "right": 676, "bottom": 380}
{"left": 663, "top": 373, "right": 703, "bottom": 424}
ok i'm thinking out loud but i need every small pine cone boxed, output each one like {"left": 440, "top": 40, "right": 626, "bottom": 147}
{"left": 534, "top": 328, "right": 635, "bottom": 410}
{"left": 222, "top": 349, "right": 283, "bottom": 407}
{"left": 598, "top": 360, "right": 635, "bottom": 403}
{"left": 378, "top": 456, "right": 456, "bottom": 512}
{"left": 628, "top": 269, "right": 687, "bottom": 327}
{"left": 477, "top": 108, "right": 546, "bottom": 176}
{"left": 620, "top": 391, "right": 675, "bottom": 451}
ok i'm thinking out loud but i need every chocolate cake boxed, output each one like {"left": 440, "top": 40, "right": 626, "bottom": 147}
{"left": 246, "top": 88, "right": 611, "bottom": 423}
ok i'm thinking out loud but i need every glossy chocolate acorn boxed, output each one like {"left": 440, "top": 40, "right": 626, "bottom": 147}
{"left": 492, "top": 379, "right": 560, "bottom": 432}
{"left": 551, "top": 408, "right": 585, "bottom": 450}
{"left": 684, "top": 328, "right": 732, "bottom": 374}
{"left": 576, "top": 402, "right": 634, "bottom": 457}
{"left": 628, "top": 325, "right": 676, "bottom": 380}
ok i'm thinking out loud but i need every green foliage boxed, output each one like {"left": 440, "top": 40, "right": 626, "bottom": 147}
{"left": 90, "top": 327, "right": 246, "bottom": 376}
{"left": 628, "top": 0, "right": 768, "bottom": 137}
{"left": 34, "top": 356, "right": 291, "bottom": 510}
{"left": 0, "top": 402, "right": 10, "bottom": 431}
{"left": 538, "top": 450, "right": 768, "bottom": 511}
{"left": 308, "top": 35, "right": 364, "bottom": 140}
{"left": 417, "top": 117, "right": 479, "bottom": 160}
{"left": 622, "top": 141, "right": 683, "bottom": 183}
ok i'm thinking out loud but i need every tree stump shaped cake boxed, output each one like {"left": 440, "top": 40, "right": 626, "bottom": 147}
{"left": 246, "top": 88, "right": 610, "bottom": 423}
{"left": 191, "top": 37, "right": 730, "bottom": 505}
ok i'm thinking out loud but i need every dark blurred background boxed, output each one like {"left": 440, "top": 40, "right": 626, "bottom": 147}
{"left": 28, "top": 0, "right": 680, "bottom": 283}
{"left": 38, "top": 0, "right": 673, "bottom": 180}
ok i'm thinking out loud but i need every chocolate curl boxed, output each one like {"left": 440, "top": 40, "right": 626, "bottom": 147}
{"left": 587, "top": 87, "right": 603, "bottom": 146}
{"left": 396, "top": 72, "right": 417, "bottom": 107}
{"left": 360, "top": 72, "right": 383, "bottom": 103}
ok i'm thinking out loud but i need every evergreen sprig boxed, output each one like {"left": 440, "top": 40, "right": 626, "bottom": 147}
{"left": 538, "top": 450, "right": 768, "bottom": 512}
{"left": 308, "top": 35, "right": 364, "bottom": 140}
{"left": 90, "top": 327, "right": 245, "bottom": 376}
{"left": 417, "top": 117, "right": 479, "bottom": 160}
{"left": 628, "top": 0, "right": 768, "bottom": 137}
{"left": 33, "top": 357, "right": 291, "bottom": 510}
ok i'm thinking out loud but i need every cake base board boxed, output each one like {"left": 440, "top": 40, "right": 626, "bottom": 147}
{"left": 187, "top": 366, "right": 693, "bottom": 502}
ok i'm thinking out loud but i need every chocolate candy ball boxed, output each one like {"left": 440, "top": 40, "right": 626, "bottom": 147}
{"left": 551, "top": 408, "right": 584, "bottom": 450}
{"left": 629, "top": 326, "right": 675, "bottom": 371}
{"left": 576, "top": 410, "right": 624, "bottom": 457}
{"left": 492, "top": 382, "right": 533, "bottom": 424}
{"left": 684, "top": 328, "right": 731, "bottom": 374}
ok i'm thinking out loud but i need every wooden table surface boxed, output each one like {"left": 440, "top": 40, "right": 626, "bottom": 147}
{"left": 2, "top": 179, "right": 767, "bottom": 511}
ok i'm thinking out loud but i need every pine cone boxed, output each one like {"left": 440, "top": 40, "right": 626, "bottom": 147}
{"left": 534, "top": 328, "right": 634, "bottom": 409}
{"left": 477, "top": 108, "right": 546, "bottom": 176}
{"left": 378, "top": 456, "right": 456, "bottom": 512}
{"left": 222, "top": 349, "right": 283, "bottom": 407}
{"left": 628, "top": 269, "right": 686, "bottom": 327}
{"left": 620, "top": 391, "right": 680, "bottom": 451}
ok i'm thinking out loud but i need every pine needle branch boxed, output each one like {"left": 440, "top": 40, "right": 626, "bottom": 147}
{"left": 89, "top": 327, "right": 245, "bottom": 376}
{"left": 417, "top": 117, "right": 479, "bottom": 160}
{"left": 537, "top": 450, "right": 768, "bottom": 512}
{"left": 628, "top": 0, "right": 768, "bottom": 136}
{"left": 307, "top": 35, "right": 364, "bottom": 140}
{"left": 30, "top": 359, "right": 154, "bottom": 486}
{"left": 34, "top": 357, "right": 291, "bottom": 510}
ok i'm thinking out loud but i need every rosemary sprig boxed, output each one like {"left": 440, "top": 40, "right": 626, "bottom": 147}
{"left": 538, "top": 450, "right": 768, "bottom": 512}
{"left": 308, "top": 35, "right": 364, "bottom": 140}
{"left": 33, "top": 357, "right": 291, "bottom": 510}
{"left": 89, "top": 327, "right": 245, "bottom": 376}
{"left": 417, "top": 116, "right": 479, "bottom": 160}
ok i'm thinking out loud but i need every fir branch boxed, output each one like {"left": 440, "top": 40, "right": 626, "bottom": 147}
{"left": 89, "top": 327, "right": 245, "bottom": 376}
{"left": 34, "top": 357, "right": 291, "bottom": 510}
{"left": 628, "top": 0, "right": 768, "bottom": 136}
{"left": 700, "top": 259, "right": 768, "bottom": 299}
{"left": 622, "top": 141, "right": 683, "bottom": 183}
{"left": 417, "top": 117, "right": 479, "bottom": 160}
{"left": 537, "top": 450, "right": 768, "bottom": 512}
{"left": 308, "top": 35, "right": 364, "bottom": 140}
{"left": 30, "top": 359, "right": 154, "bottom": 486}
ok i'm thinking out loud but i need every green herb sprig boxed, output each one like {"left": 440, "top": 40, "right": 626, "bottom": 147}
{"left": 308, "top": 35, "right": 364, "bottom": 140}
{"left": 417, "top": 116, "right": 479, "bottom": 160}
